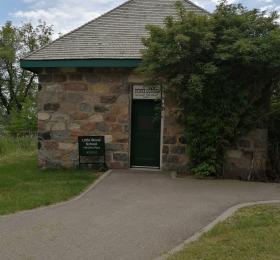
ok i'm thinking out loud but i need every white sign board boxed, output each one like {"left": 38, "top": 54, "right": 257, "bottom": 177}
{"left": 133, "top": 86, "right": 161, "bottom": 100}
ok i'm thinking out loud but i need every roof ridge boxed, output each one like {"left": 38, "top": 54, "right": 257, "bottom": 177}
{"left": 23, "top": 0, "right": 135, "bottom": 60}
{"left": 183, "top": 0, "right": 210, "bottom": 14}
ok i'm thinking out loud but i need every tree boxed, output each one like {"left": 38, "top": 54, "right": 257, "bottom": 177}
{"left": 139, "top": 1, "right": 280, "bottom": 176}
{"left": 0, "top": 21, "right": 53, "bottom": 116}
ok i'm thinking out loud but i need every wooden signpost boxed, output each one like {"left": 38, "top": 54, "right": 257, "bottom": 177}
{"left": 78, "top": 136, "right": 106, "bottom": 169}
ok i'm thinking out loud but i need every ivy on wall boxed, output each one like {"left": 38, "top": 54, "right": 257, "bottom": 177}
{"left": 139, "top": 1, "right": 280, "bottom": 176}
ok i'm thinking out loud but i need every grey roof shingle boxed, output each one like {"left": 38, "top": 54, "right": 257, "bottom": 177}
{"left": 24, "top": 0, "right": 207, "bottom": 61}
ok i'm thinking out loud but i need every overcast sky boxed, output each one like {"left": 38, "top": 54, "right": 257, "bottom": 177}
{"left": 1, "top": 0, "right": 280, "bottom": 37}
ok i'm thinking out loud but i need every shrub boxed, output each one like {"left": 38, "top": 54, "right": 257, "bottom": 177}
{"left": 267, "top": 86, "right": 280, "bottom": 180}
{"left": 139, "top": 1, "right": 280, "bottom": 176}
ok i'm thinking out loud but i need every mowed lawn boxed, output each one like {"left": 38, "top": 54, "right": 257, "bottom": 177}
{"left": 169, "top": 205, "right": 280, "bottom": 260}
{"left": 0, "top": 136, "right": 98, "bottom": 215}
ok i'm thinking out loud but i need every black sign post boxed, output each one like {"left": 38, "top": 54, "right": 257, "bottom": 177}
{"left": 78, "top": 136, "right": 106, "bottom": 169}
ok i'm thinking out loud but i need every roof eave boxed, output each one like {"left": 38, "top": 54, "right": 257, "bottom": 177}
{"left": 20, "top": 58, "right": 142, "bottom": 72}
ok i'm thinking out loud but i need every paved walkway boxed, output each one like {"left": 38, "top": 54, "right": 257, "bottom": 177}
{"left": 0, "top": 170, "right": 280, "bottom": 260}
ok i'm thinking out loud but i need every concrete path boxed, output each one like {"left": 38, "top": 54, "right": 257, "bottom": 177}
{"left": 0, "top": 170, "right": 280, "bottom": 260}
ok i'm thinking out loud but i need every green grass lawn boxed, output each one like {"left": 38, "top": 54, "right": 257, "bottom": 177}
{"left": 0, "top": 136, "right": 98, "bottom": 215}
{"left": 169, "top": 205, "right": 280, "bottom": 260}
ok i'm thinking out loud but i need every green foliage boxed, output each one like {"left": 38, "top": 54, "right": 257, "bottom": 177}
{"left": 0, "top": 135, "right": 35, "bottom": 157}
{"left": 267, "top": 83, "right": 280, "bottom": 178}
{"left": 5, "top": 98, "right": 37, "bottom": 135}
{"left": 268, "top": 82, "right": 280, "bottom": 143}
{"left": 0, "top": 21, "right": 53, "bottom": 130}
{"left": 139, "top": 1, "right": 280, "bottom": 176}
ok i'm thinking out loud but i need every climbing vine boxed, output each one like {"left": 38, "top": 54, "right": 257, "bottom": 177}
{"left": 139, "top": 1, "right": 280, "bottom": 176}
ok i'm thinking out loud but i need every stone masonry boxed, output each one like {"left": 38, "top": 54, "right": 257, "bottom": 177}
{"left": 161, "top": 97, "right": 188, "bottom": 172}
{"left": 37, "top": 68, "right": 267, "bottom": 177}
{"left": 37, "top": 68, "right": 188, "bottom": 170}
{"left": 225, "top": 129, "right": 268, "bottom": 180}
{"left": 38, "top": 68, "right": 131, "bottom": 169}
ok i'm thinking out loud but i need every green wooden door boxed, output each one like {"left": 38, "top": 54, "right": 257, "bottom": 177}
{"left": 131, "top": 100, "right": 161, "bottom": 168}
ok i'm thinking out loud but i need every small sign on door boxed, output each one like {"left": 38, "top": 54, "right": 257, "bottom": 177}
{"left": 133, "top": 86, "right": 161, "bottom": 100}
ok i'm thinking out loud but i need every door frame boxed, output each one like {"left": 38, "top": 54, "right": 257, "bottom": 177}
{"left": 129, "top": 84, "right": 164, "bottom": 169}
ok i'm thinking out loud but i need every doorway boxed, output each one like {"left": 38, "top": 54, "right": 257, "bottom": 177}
{"left": 130, "top": 99, "right": 161, "bottom": 168}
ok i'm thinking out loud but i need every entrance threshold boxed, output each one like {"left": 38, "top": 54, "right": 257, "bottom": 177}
{"left": 131, "top": 166, "right": 160, "bottom": 171}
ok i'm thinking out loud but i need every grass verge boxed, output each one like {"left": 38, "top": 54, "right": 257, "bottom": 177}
{"left": 169, "top": 205, "right": 280, "bottom": 260}
{"left": 0, "top": 136, "right": 98, "bottom": 215}
{"left": 0, "top": 135, "right": 36, "bottom": 158}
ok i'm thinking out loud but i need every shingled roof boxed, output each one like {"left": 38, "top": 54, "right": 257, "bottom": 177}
{"left": 22, "top": 0, "right": 207, "bottom": 64}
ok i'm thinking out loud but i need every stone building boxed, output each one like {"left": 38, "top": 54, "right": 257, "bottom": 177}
{"left": 21, "top": 0, "right": 267, "bottom": 177}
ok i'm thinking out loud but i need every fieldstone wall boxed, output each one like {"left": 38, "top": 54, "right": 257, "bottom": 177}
{"left": 38, "top": 68, "right": 131, "bottom": 169}
{"left": 161, "top": 97, "right": 188, "bottom": 172}
{"left": 225, "top": 129, "right": 268, "bottom": 180}
{"left": 37, "top": 68, "right": 188, "bottom": 171}
{"left": 37, "top": 67, "right": 267, "bottom": 178}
